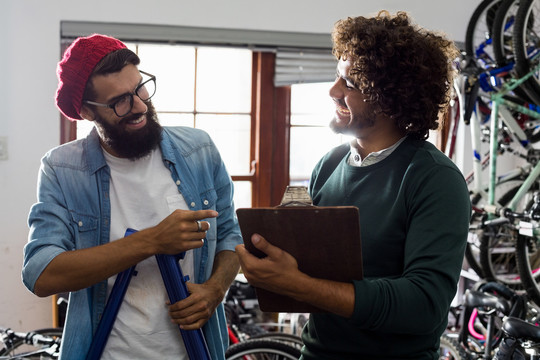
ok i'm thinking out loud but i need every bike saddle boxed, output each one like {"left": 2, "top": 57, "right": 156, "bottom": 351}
{"left": 502, "top": 317, "right": 540, "bottom": 341}
{"left": 465, "top": 290, "right": 512, "bottom": 314}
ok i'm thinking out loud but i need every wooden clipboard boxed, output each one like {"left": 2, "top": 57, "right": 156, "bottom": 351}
{"left": 236, "top": 205, "right": 363, "bottom": 313}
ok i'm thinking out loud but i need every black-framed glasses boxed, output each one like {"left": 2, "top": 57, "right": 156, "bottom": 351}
{"left": 84, "top": 70, "right": 156, "bottom": 117}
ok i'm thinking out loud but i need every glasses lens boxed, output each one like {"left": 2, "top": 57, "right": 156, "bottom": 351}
{"left": 114, "top": 95, "right": 133, "bottom": 117}
{"left": 137, "top": 78, "right": 156, "bottom": 101}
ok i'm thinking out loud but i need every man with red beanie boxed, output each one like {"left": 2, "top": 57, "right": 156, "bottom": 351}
{"left": 23, "top": 34, "right": 242, "bottom": 359}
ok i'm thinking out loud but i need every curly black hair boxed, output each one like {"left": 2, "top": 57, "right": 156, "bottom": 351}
{"left": 332, "top": 10, "right": 459, "bottom": 140}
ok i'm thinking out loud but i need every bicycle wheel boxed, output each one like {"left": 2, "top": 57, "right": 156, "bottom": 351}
{"left": 248, "top": 332, "right": 303, "bottom": 349}
{"left": 466, "top": 0, "right": 503, "bottom": 65}
{"left": 480, "top": 221, "right": 522, "bottom": 287}
{"left": 515, "top": 232, "right": 540, "bottom": 306}
{"left": 479, "top": 181, "right": 536, "bottom": 286}
{"left": 513, "top": 0, "right": 540, "bottom": 105}
{"left": 439, "top": 334, "right": 468, "bottom": 360}
{"left": 493, "top": 0, "right": 521, "bottom": 66}
{"left": 492, "top": 0, "right": 539, "bottom": 103}
{"left": 466, "top": 212, "right": 487, "bottom": 278}
{"left": 470, "top": 179, "right": 532, "bottom": 279}
{"left": 0, "top": 328, "right": 62, "bottom": 358}
{"left": 225, "top": 339, "right": 302, "bottom": 360}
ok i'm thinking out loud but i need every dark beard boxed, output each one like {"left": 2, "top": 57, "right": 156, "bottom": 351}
{"left": 329, "top": 109, "right": 376, "bottom": 136}
{"left": 94, "top": 101, "right": 162, "bottom": 160}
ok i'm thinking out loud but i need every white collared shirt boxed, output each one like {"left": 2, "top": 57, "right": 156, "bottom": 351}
{"left": 348, "top": 137, "right": 407, "bottom": 167}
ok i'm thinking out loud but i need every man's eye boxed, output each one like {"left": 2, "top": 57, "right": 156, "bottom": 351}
{"left": 116, "top": 95, "right": 131, "bottom": 106}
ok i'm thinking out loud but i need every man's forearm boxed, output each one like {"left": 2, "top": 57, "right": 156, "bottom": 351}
{"left": 290, "top": 275, "right": 355, "bottom": 318}
{"left": 206, "top": 250, "right": 240, "bottom": 298}
{"left": 33, "top": 209, "right": 217, "bottom": 297}
{"left": 33, "top": 230, "right": 156, "bottom": 297}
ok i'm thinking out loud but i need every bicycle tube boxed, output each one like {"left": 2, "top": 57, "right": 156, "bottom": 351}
{"left": 512, "top": 0, "right": 540, "bottom": 105}
{"left": 225, "top": 339, "right": 302, "bottom": 360}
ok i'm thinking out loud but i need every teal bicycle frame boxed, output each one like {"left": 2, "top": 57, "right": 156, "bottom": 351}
{"left": 488, "top": 61, "right": 540, "bottom": 215}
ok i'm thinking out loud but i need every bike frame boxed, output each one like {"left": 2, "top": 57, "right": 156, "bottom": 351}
{"left": 456, "top": 66, "right": 536, "bottom": 210}
{"left": 488, "top": 60, "right": 540, "bottom": 214}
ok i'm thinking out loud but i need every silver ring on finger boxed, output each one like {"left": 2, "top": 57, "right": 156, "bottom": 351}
{"left": 196, "top": 220, "right": 203, "bottom": 232}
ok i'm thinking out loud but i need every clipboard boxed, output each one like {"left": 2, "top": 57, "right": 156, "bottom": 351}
{"left": 236, "top": 187, "right": 363, "bottom": 313}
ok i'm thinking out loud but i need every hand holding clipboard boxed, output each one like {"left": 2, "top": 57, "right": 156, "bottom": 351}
{"left": 236, "top": 186, "right": 363, "bottom": 313}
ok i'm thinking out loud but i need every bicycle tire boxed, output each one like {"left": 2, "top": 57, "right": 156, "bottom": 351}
{"left": 248, "top": 332, "right": 303, "bottom": 349}
{"left": 0, "top": 327, "right": 62, "bottom": 358}
{"left": 515, "top": 233, "right": 540, "bottom": 306}
{"left": 493, "top": 0, "right": 521, "bottom": 66}
{"left": 466, "top": 0, "right": 503, "bottom": 65}
{"left": 491, "top": 0, "right": 538, "bottom": 103}
{"left": 479, "top": 182, "right": 536, "bottom": 286}
{"left": 225, "top": 339, "right": 301, "bottom": 360}
{"left": 439, "top": 334, "right": 468, "bottom": 360}
{"left": 470, "top": 179, "right": 532, "bottom": 279}
{"left": 513, "top": 0, "right": 540, "bottom": 105}
{"left": 465, "top": 229, "right": 485, "bottom": 278}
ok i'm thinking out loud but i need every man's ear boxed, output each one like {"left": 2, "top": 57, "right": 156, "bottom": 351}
{"left": 80, "top": 105, "right": 95, "bottom": 121}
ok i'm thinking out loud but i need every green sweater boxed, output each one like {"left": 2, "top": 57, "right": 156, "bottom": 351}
{"left": 302, "top": 137, "right": 471, "bottom": 360}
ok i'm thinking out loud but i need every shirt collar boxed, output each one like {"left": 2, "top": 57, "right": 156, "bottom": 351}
{"left": 348, "top": 136, "right": 407, "bottom": 167}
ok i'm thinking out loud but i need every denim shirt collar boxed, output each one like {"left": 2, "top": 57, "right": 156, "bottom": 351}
{"left": 84, "top": 127, "right": 108, "bottom": 175}
{"left": 159, "top": 128, "right": 179, "bottom": 166}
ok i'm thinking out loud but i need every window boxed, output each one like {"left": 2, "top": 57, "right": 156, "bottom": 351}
{"left": 289, "top": 82, "right": 352, "bottom": 186}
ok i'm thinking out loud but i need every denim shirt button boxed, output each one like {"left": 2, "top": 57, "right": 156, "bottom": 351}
{"left": 203, "top": 200, "right": 209, "bottom": 206}
{"left": 190, "top": 202, "right": 196, "bottom": 208}
{"left": 176, "top": 180, "right": 181, "bottom": 186}
{"left": 78, "top": 221, "right": 83, "bottom": 227}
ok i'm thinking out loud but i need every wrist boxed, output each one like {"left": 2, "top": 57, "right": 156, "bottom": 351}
{"left": 129, "top": 228, "right": 159, "bottom": 257}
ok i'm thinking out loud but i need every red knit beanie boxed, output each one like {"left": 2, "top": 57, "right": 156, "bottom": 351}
{"left": 55, "top": 34, "right": 127, "bottom": 121}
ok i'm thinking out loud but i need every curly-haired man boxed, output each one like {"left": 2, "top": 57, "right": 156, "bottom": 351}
{"left": 236, "top": 11, "right": 470, "bottom": 359}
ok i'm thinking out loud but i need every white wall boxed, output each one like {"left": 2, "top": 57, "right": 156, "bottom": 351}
{"left": 0, "top": 0, "right": 479, "bottom": 330}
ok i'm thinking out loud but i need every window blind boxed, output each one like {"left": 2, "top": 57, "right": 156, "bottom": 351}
{"left": 274, "top": 47, "right": 336, "bottom": 86}
{"left": 61, "top": 21, "right": 335, "bottom": 86}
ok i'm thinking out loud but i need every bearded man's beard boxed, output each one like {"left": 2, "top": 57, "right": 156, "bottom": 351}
{"left": 94, "top": 101, "right": 162, "bottom": 160}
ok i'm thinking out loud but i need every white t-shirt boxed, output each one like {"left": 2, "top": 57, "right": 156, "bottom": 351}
{"left": 101, "top": 147, "right": 193, "bottom": 360}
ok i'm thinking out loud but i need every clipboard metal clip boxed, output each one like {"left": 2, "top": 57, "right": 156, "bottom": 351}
{"left": 278, "top": 186, "right": 314, "bottom": 207}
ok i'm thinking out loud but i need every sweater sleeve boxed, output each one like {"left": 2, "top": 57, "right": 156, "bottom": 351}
{"left": 350, "top": 163, "right": 470, "bottom": 334}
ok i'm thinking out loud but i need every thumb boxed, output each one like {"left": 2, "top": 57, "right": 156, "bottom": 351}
{"left": 251, "top": 234, "right": 280, "bottom": 257}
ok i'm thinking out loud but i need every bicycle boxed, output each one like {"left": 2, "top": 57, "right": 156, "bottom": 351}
{"left": 471, "top": 59, "right": 540, "bottom": 303}
{"left": 453, "top": 57, "right": 540, "bottom": 285}
{"left": 450, "top": 15, "right": 540, "bottom": 284}
{"left": 0, "top": 327, "right": 62, "bottom": 359}
{"left": 450, "top": 0, "right": 540, "bottom": 281}
{"left": 225, "top": 275, "right": 305, "bottom": 359}
{"left": 493, "top": 316, "right": 540, "bottom": 358}
{"left": 440, "top": 280, "right": 537, "bottom": 359}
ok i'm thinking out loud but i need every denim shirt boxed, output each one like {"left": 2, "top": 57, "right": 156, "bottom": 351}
{"left": 23, "top": 126, "right": 242, "bottom": 360}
